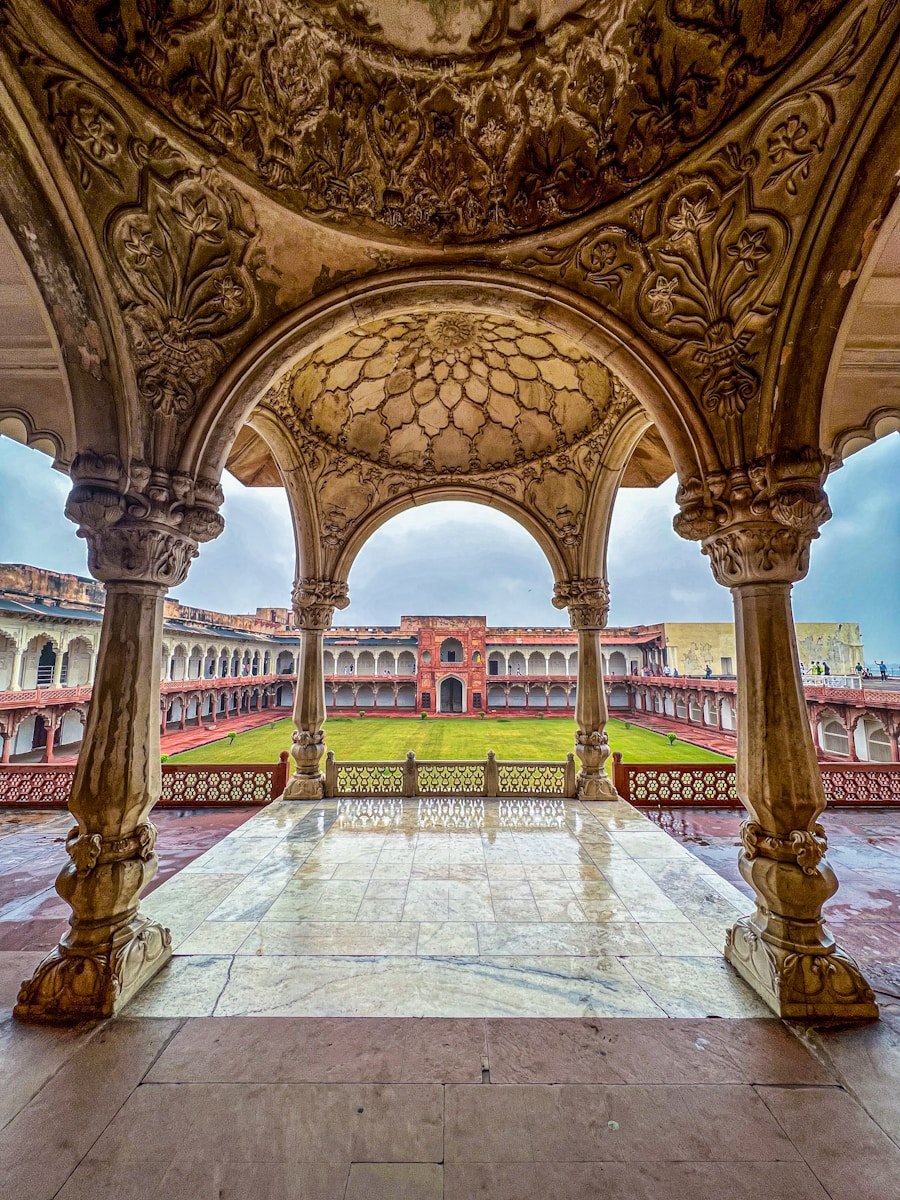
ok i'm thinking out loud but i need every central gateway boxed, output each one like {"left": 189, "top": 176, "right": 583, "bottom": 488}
{"left": 440, "top": 677, "right": 464, "bottom": 714}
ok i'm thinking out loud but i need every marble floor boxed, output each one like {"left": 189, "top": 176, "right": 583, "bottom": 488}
{"left": 125, "top": 796, "right": 768, "bottom": 1019}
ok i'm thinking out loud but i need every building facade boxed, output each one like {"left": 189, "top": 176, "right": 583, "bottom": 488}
{"left": 1, "top": 564, "right": 885, "bottom": 762}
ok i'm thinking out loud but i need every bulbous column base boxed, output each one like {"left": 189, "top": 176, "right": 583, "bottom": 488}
{"left": 578, "top": 771, "right": 619, "bottom": 802}
{"left": 725, "top": 915, "right": 878, "bottom": 1020}
{"left": 283, "top": 773, "right": 325, "bottom": 801}
{"left": 14, "top": 915, "right": 172, "bottom": 1024}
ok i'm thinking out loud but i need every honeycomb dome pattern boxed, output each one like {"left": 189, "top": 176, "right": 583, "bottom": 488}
{"left": 286, "top": 311, "right": 614, "bottom": 474}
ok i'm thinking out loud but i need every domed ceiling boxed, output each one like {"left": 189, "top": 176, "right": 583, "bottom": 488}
{"left": 46, "top": 0, "right": 844, "bottom": 243}
{"left": 268, "top": 311, "right": 618, "bottom": 474}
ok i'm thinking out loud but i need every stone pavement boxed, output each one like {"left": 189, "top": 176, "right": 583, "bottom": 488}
{"left": 129, "top": 797, "right": 767, "bottom": 1019}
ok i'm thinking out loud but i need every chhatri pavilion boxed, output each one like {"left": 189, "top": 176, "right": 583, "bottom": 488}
{"left": 0, "top": 1, "right": 898, "bottom": 1194}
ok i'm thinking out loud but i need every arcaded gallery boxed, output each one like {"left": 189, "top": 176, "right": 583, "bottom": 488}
{"left": 0, "top": 1, "right": 898, "bottom": 1196}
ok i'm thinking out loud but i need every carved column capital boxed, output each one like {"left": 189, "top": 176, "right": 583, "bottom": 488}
{"left": 674, "top": 449, "right": 831, "bottom": 587}
{"left": 552, "top": 578, "right": 610, "bottom": 630}
{"left": 65, "top": 453, "right": 224, "bottom": 587}
{"left": 292, "top": 577, "right": 350, "bottom": 631}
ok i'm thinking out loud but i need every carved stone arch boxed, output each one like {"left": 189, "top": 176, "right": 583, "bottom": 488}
{"left": 0, "top": 66, "right": 136, "bottom": 464}
{"left": 241, "top": 405, "right": 325, "bottom": 581}
{"left": 184, "top": 266, "right": 719, "bottom": 486}
{"left": 578, "top": 404, "right": 656, "bottom": 580}
{"left": 330, "top": 484, "right": 571, "bottom": 590}
{"left": 763, "top": 19, "right": 900, "bottom": 458}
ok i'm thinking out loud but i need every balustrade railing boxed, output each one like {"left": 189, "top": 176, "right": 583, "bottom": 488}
{"left": 325, "top": 750, "right": 577, "bottom": 798}
{"left": 611, "top": 753, "right": 900, "bottom": 808}
{"left": 0, "top": 752, "right": 290, "bottom": 808}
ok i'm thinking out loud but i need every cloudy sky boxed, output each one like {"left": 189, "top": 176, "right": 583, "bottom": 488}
{"left": 1, "top": 432, "right": 897, "bottom": 662}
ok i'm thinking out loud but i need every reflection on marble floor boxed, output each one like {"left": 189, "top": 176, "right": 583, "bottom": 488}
{"left": 130, "top": 796, "right": 766, "bottom": 1019}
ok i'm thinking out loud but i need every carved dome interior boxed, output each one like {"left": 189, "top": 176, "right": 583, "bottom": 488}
{"left": 45, "top": 0, "right": 845, "bottom": 243}
{"left": 268, "top": 310, "right": 619, "bottom": 475}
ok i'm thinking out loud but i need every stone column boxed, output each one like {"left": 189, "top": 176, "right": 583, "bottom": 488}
{"left": 675, "top": 453, "right": 877, "bottom": 1019}
{"left": 284, "top": 577, "right": 349, "bottom": 801}
{"left": 1, "top": 716, "right": 20, "bottom": 762}
{"left": 16, "top": 454, "right": 223, "bottom": 1023}
{"left": 11, "top": 646, "right": 22, "bottom": 690}
{"left": 553, "top": 579, "right": 618, "bottom": 801}
{"left": 42, "top": 711, "right": 58, "bottom": 763}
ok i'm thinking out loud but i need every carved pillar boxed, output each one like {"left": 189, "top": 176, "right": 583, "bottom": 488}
{"left": 889, "top": 721, "right": 900, "bottom": 764}
{"left": 16, "top": 456, "right": 223, "bottom": 1023}
{"left": 42, "top": 711, "right": 59, "bottom": 763}
{"left": 845, "top": 714, "right": 860, "bottom": 761}
{"left": 553, "top": 579, "right": 618, "bottom": 801}
{"left": 1, "top": 716, "right": 20, "bottom": 762}
{"left": 284, "top": 578, "right": 349, "bottom": 801}
{"left": 11, "top": 646, "right": 23, "bottom": 690}
{"left": 675, "top": 453, "right": 877, "bottom": 1019}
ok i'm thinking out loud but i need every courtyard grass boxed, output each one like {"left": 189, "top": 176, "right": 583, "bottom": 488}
{"left": 170, "top": 716, "right": 730, "bottom": 765}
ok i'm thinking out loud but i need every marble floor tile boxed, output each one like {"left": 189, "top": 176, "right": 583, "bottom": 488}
{"left": 97, "top": 796, "right": 828, "bottom": 1019}
{"left": 356, "top": 898, "right": 406, "bottom": 922}
{"left": 240, "top": 921, "right": 419, "bottom": 956}
{"left": 640, "top": 921, "right": 721, "bottom": 956}
{"left": 177, "top": 920, "right": 257, "bottom": 955}
{"left": 619, "top": 955, "right": 770, "bottom": 1017}
{"left": 126, "top": 955, "right": 234, "bottom": 1017}
{"left": 477, "top": 921, "right": 655, "bottom": 956}
{"left": 417, "top": 922, "right": 479, "bottom": 956}
{"left": 209, "top": 953, "right": 665, "bottom": 1018}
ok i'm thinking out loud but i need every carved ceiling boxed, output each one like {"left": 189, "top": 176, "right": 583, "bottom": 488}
{"left": 271, "top": 310, "right": 617, "bottom": 474}
{"left": 43, "top": 0, "right": 846, "bottom": 244}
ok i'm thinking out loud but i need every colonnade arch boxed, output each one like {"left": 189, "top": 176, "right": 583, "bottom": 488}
{"left": 4, "top": 0, "right": 897, "bottom": 1027}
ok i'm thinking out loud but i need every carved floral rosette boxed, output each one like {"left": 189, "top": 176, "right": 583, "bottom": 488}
{"left": 553, "top": 578, "right": 610, "bottom": 630}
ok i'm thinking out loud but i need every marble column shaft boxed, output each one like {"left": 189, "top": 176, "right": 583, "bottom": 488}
{"left": 15, "top": 455, "right": 223, "bottom": 1023}
{"left": 676, "top": 455, "right": 877, "bottom": 1019}
{"left": 285, "top": 578, "right": 349, "bottom": 801}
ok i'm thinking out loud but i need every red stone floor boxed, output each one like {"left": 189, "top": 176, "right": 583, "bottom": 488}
{"left": 646, "top": 807, "right": 900, "bottom": 998}
{"left": 0, "top": 807, "right": 257, "bottom": 952}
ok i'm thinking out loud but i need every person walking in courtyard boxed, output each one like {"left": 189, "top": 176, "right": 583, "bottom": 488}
{"left": 879, "top": 659, "right": 888, "bottom": 680}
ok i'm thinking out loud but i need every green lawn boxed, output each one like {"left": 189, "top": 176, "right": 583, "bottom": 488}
{"left": 170, "top": 716, "right": 729, "bottom": 766}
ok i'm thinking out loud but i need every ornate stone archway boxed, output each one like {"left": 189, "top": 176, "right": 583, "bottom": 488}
{"left": 3, "top": 0, "right": 897, "bottom": 1023}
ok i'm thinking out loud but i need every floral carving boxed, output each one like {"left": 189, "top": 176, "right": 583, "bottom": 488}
{"left": 674, "top": 448, "right": 832, "bottom": 586}
{"left": 108, "top": 167, "right": 257, "bottom": 420}
{"left": 553, "top": 578, "right": 610, "bottom": 629}
{"left": 41, "top": 0, "right": 843, "bottom": 243}
{"left": 292, "top": 577, "right": 350, "bottom": 629}
{"left": 64, "top": 454, "right": 225, "bottom": 586}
